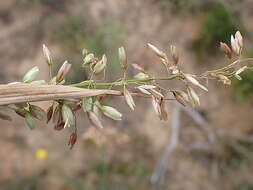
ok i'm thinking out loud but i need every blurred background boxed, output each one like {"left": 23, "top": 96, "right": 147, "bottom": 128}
{"left": 1, "top": 0, "right": 253, "bottom": 189}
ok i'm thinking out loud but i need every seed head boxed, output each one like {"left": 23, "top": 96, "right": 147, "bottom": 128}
{"left": 124, "top": 88, "right": 136, "bottom": 110}
{"left": 87, "top": 111, "right": 104, "bottom": 128}
{"left": 134, "top": 72, "right": 149, "bottom": 80}
{"left": 132, "top": 63, "right": 145, "bottom": 73}
{"left": 62, "top": 104, "right": 74, "bottom": 128}
{"left": 42, "top": 44, "right": 52, "bottom": 66}
{"left": 137, "top": 87, "right": 151, "bottom": 95}
{"left": 220, "top": 42, "right": 232, "bottom": 59}
{"left": 92, "top": 55, "right": 107, "bottom": 74}
{"left": 235, "top": 31, "right": 243, "bottom": 48}
{"left": 147, "top": 43, "right": 166, "bottom": 59}
{"left": 138, "top": 85, "right": 156, "bottom": 89}
{"left": 57, "top": 61, "right": 71, "bottom": 83}
{"left": 23, "top": 66, "right": 39, "bottom": 83}
{"left": 82, "top": 97, "right": 93, "bottom": 112}
{"left": 47, "top": 105, "right": 54, "bottom": 123}
{"left": 187, "top": 87, "right": 200, "bottom": 107}
{"left": 119, "top": 47, "right": 128, "bottom": 70}
{"left": 184, "top": 74, "right": 208, "bottom": 92}
{"left": 25, "top": 113, "right": 36, "bottom": 130}
{"left": 83, "top": 53, "right": 95, "bottom": 66}
{"left": 172, "top": 90, "right": 189, "bottom": 106}
{"left": 82, "top": 48, "right": 89, "bottom": 57}
{"left": 170, "top": 45, "right": 179, "bottom": 65}
{"left": 151, "top": 96, "right": 167, "bottom": 120}
{"left": 29, "top": 105, "right": 45, "bottom": 121}
{"left": 217, "top": 74, "right": 231, "bottom": 85}
{"left": 150, "top": 89, "right": 164, "bottom": 98}
{"left": 68, "top": 132, "right": 77, "bottom": 149}
{"left": 102, "top": 106, "right": 122, "bottom": 120}
{"left": 231, "top": 35, "right": 240, "bottom": 55}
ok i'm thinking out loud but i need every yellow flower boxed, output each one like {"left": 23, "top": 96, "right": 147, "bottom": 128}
{"left": 36, "top": 149, "right": 47, "bottom": 160}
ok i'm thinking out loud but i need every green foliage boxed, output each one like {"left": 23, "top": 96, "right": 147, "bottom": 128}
{"left": 233, "top": 70, "right": 253, "bottom": 102}
{"left": 192, "top": 3, "right": 240, "bottom": 60}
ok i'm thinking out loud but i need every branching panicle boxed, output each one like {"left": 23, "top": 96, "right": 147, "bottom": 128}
{"left": 1, "top": 31, "right": 252, "bottom": 148}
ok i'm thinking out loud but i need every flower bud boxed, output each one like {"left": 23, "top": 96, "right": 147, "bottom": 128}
{"left": 15, "top": 108, "right": 27, "bottom": 118}
{"left": 124, "top": 88, "right": 135, "bottom": 110}
{"left": 52, "top": 105, "right": 60, "bottom": 123}
{"left": 138, "top": 85, "right": 156, "bottom": 89}
{"left": 235, "top": 31, "right": 243, "bottom": 48}
{"left": 132, "top": 63, "right": 145, "bottom": 73}
{"left": 68, "top": 132, "right": 77, "bottom": 149}
{"left": 23, "top": 66, "right": 39, "bottom": 83}
{"left": 187, "top": 87, "right": 200, "bottom": 107}
{"left": 184, "top": 74, "right": 208, "bottom": 91}
{"left": 42, "top": 44, "right": 52, "bottom": 66}
{"left": 47, "top": 105, "right": 54, "bottom": 123}
{"left": 62, "top": 104, "right": 74, "bottom": 128}
{"left": 169, "top": 65, "right": 179, "bottom": 74}
{"left": 134, "top": 72, "right": 149, "bottom": 80}
{"left": 87, "top": 111, "right": 104, "bottom": 128}
{"left": 119, "top": 47, "right": 128, "bottom": 70}
{"left": 92, "top": 55, "right": 107, "bottom": 74}
{"left": 25, "top": 113, "right": 36, "bottom": 130}
{"left": 138, "top": 86, "right": 156, "bottom": 94}
{"left": 217, "top": 74, "right": 231, "bottom": 85}
{"left": 220, "top": 42, "right": 232, "bottom": 59}
{"left": 150, "top": 89, "right": 164, "bottom": 98}
{"left": 151, "top": 96, "right": 167, "bottom": 120}
{"left": 82, "top": 97, "right": 93, "bottom": 112}
{"left": 56, "top": 61, "right": 71, "bottom": 83}
{"left": 172, "top": 90, "right": 189, "bottom": 106}
{"left": 231, "top": 35, "right": 240, "bottom": 55}
{"left": 147, "top": 43, "right": 166, "bottom": 59}
{"left": 159, "top": 98, "right": 168, "bottom": 121}
{"left": 151, "top": 96, "right": 161, "bottom": 118}
{"left": 82, "top": 48, "right": 89, "bottom": 57}
{"left": 102, "top": 106, "right": 122, "bottom": 120}
{"left": 54, "top": 121, "right": 65, "bottom": 131}
{"left": 138, "top": 88, "right": 151, "bottom": 95}
{"left": 170, "top": 45, "right": 179, "bottom": 65}
{"left": 29, "top": 105, "right": 46, "bottom": 120}
{"left": 83, "top": 53, "right": 95, "bottom": 66}
{"left": 70, "top": 103, "right": 81, "bottom": 112}
{"left": 93, "top": 104, "right": 100, "bottom": 116}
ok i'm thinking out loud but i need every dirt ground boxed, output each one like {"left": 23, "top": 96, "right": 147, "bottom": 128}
{"left": 0, "top": 0, "right": 253, "bottom": 189}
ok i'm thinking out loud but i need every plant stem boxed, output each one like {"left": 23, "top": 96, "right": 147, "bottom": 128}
{"left": 71, "top": 74, "right": 180, "bottom": 88}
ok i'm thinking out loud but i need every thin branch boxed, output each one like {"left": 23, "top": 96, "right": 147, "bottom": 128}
{"left": 150, "top": 102, "right": 181, "bottom": 186}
